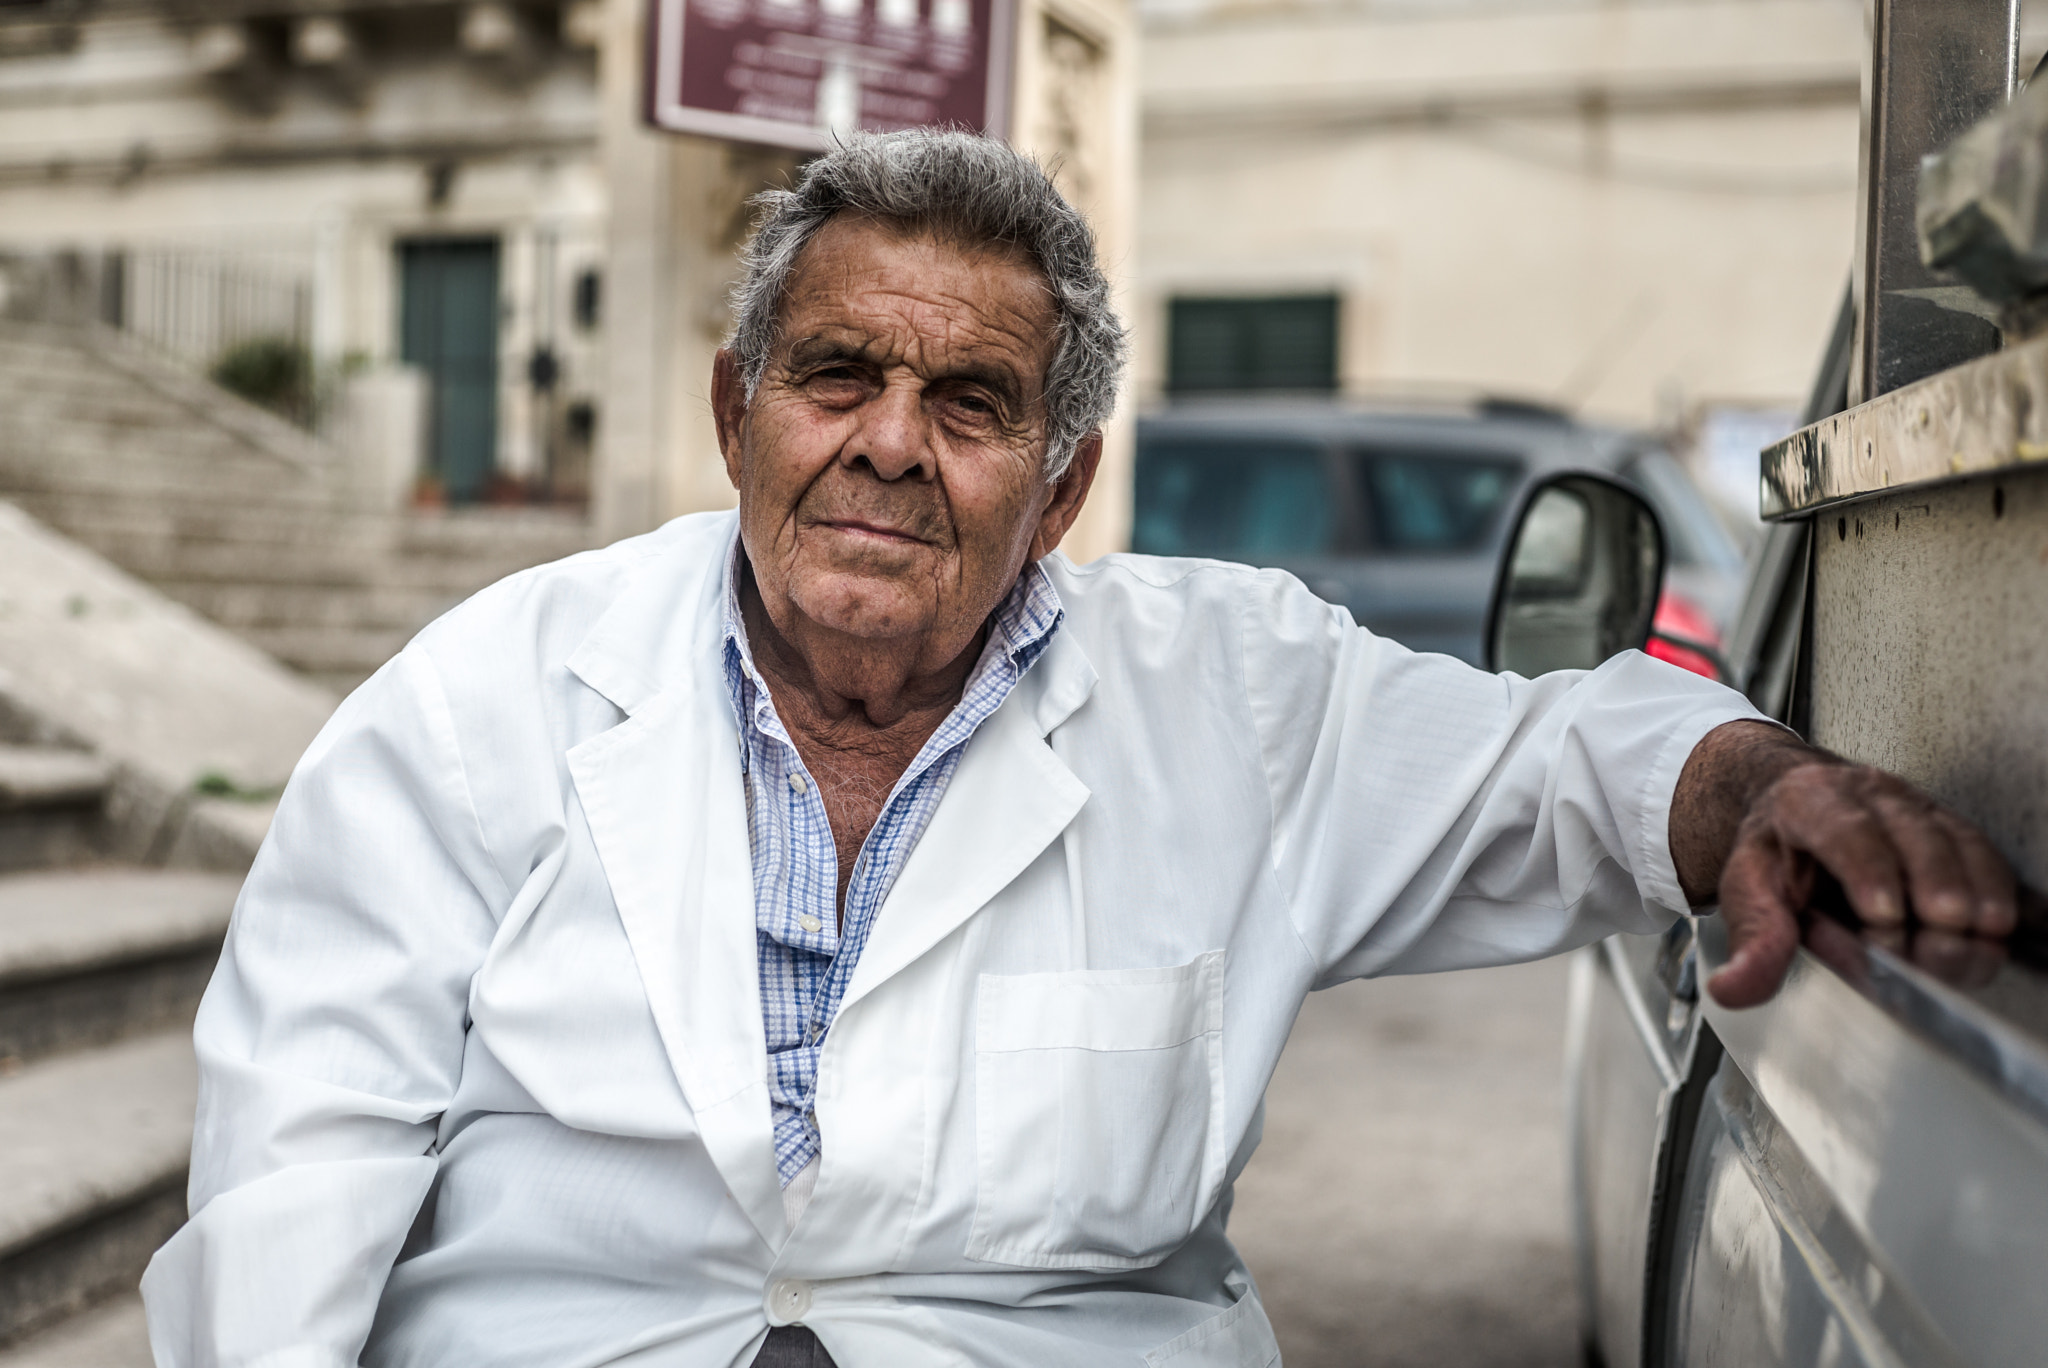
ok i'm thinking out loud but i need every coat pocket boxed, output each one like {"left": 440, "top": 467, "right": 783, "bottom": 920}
{"left": 966, "top": 950, "right": 1226, "bottom": 1270}
{"left": 1145, "top": 1276, "right": 1280, "bottom": 1368}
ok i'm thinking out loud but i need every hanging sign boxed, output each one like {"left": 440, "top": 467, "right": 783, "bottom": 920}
{"left": 645, "top": 0, "right": 1014, "bottom": 152}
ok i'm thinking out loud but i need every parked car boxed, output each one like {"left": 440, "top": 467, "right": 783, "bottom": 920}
{"left": 1133, "top": 397, "right": 1744, "bottom": 669}
{"left": 1486, "top": 297, "right": 2048, "bottom": 1367}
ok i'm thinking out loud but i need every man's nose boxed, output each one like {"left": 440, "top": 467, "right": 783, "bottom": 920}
{"left": 843, "top": 380, "right": 932, "bottom": 481}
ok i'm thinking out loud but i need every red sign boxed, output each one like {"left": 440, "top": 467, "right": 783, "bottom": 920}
{"left": 646, "top": 0, "right": 1015, "bottom": 152}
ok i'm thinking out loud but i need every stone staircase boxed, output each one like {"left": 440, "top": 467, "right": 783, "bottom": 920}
{"left": 0, "top": 745, "right": 243, "bottom": 1366}
{"left": 0, "top": 480, "right": 339, "bottom": 1365}
{"left": 0, "top": 321, "right": 596, "bottom": 692}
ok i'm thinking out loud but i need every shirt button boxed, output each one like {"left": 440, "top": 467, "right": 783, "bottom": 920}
{"left": 766, "top": 1278, "right": 812, "bottom": 1325}
{"left": 789, "top": 773, "right": 808, "bottom": 795}
{"left": 798, "top": 914, "right": 823, "bottom": 934}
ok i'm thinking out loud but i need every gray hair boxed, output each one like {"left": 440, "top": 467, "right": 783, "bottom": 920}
{"left": 726, "top": 128, "right": 1127, "bottom": 480}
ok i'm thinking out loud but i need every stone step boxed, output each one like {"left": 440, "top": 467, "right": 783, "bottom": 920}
{"left": 152, "top": 581, "right": 461, "bottom": 634}
{"left": 0, "top": 322, "right": 596, "bottom": 688}
{"left": 26, "top": 508, "right": 587, "bottom": 590}
{"left": 0, "top": 750, "right": 109, "bottom": 812}
{"left": 0, "top": 361, "right": 145, "bottom": 403}
{"left": 0, "top": 867, "right": 238, "bottom": 1067}
{"left": 0, "top": 1030, "right": 195, "bottom": 1345}
{"left": 0, "top": 457, "right": 334, "bottom": 508}
{"left": 0, "top": 1292, "right": 150, "bottom": 1367}
{"left": 27, "top": 502, "right": 391, "bottom": 551}
{"left": 50, "top": 536, "right": 395, "bottom": 593}
{"left": 0, "top": 750, "right": 110, "bottom": 875}
{"left": 0, "top": 325, "right": 334, "bottom": 469}
{"left": 18, "top": 489, "right": 364, "bottom": 532}
{"left": 239, "top": 623, "right": 420, "bottom": 684}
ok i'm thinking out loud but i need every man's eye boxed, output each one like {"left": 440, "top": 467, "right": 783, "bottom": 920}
{"left": 804, "top": 369, "right": 867, "bottom": 399}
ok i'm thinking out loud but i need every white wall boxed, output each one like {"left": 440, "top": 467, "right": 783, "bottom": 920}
{"left": 1139, "top": 0, "right": 1866, "bottom": 429}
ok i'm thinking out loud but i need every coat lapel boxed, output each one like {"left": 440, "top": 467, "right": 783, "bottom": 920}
{"left": 838, "top": 626, "right": 1097, "bottom": 1016}
{"left": 558, "top": 520, "right": 1102, "bottom": 1244}
{"left": 564, "top": 514, "right": 787, "bottom": 1250}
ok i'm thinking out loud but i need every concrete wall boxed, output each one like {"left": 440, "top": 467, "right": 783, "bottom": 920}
{"left": 1012, "top": 0, "right": 1142, "bottom": 559}
{"left": 1810, "top": 470, "right": 2048, "bottom": 891}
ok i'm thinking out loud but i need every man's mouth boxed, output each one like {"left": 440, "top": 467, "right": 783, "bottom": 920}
{"left": 813, "top": 517, "right": 929, "bottom": 546}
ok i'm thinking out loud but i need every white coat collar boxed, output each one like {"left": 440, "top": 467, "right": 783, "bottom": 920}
{"left": 560, "top": 512, "right": 1097, "bottom": 1249}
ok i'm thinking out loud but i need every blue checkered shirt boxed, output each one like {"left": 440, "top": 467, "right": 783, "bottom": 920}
{"left": 722, "top": 548, "right": 1064, "bottom": 1186}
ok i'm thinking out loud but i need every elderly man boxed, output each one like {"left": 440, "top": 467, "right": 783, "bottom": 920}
{"left": 144, "top": 131, "right": 2011, "bottom": 1368}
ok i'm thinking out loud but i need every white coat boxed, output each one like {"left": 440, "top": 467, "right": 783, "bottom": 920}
{"left": 142, "top": 510, "right": 1759, "bottom": 1368}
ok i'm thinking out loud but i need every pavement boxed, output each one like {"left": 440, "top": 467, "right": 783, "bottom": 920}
{"left": 0, "top": 957, "right": 1579, "bottom": 1368}
{"left": 0, "top": 1298, "right": 147, "bottom": 1368}
{"left": 1228, "top": 957, "right": 1580, "bottom": 1368}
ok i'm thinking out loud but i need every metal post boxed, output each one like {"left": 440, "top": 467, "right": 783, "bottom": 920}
{"left": 1850, "top": 0, "right": 2017, "bottom": 405}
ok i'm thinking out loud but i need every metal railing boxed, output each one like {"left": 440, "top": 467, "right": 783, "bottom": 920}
{"left": 0, "top": 244, "right": 315, "bottom": 424}
{"left": 118, "top": 248, "right": 311, "bottom": 372}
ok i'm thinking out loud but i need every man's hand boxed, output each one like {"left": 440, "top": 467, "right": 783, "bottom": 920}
{"left": 1669, "top": 721, "right": 2017, "bottom": 1008}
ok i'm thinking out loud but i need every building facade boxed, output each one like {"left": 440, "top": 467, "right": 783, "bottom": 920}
{"left": 1137, "top": 0, "right": 1902, "bottom": 444}
{"left": 0, "top": 0, "right": 1138, "bottom": 554}
{"left": 0, "top": 0, "right": 612, "bottom": 504}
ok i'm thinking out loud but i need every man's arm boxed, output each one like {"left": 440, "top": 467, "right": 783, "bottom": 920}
{"left": 1243, "top": 566, "right": 1770, "bottom": 982}
{"left": 141, "top": 645, "right": 502, "bottom": 1367}
{"left": 1670, "top": 720, "right": 2017, "bottom": 1007}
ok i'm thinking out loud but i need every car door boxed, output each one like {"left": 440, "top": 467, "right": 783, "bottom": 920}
{"left": 1568, "top": 919, "right": 1713, "bottom": 1368}
{"left": 1658, "top": 915, "right": 2048, "bottom": 1368}
{"left": 1577, "top": 280, "right": 2048, "bottom": 1366}
{"left": 1567, "top": 512, "right": 1812, "bottom": 1368}
{"left": 1644, "top": 502, "right": 2048, "bottom": 1367}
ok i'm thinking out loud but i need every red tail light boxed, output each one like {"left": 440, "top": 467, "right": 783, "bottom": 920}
{"left": 1648, "top": 591, "right": 1721, "bottom": 678}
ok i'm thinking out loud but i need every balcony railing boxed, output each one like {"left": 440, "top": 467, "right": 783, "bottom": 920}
{"left": 0, "top": 245, "right": 316, "bottom": 425}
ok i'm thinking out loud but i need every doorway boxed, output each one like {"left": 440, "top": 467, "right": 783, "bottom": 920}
{"left": 399, "top": 238, "right": 500, "bottom": 503}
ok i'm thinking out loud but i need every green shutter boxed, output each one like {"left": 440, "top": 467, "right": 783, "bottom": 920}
{"left": 1167, "top": 295, "right": 1339, "bottom": 394}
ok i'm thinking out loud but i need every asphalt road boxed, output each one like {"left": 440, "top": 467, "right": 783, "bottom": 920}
{"left": 1226, "top": 957, "right": 1581, "bottom": 1368}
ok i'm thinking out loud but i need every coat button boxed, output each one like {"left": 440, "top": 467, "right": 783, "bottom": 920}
{"left": 766, "top": 1278, "right": 812, "bottom": 1325}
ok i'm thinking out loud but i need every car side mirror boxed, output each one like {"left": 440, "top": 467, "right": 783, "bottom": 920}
{"left": 1485, "top": 471, "right": 1665, "bottom": 675}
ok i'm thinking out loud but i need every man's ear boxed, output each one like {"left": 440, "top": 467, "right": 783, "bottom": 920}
{"left": 711, "top": 349, "right": 748, "bottom": 490}
{"left": 1029, "top": 430, "right": 1104, "bottom": 561}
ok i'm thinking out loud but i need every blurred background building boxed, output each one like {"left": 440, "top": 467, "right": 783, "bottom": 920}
{"left": 1137, "top": 0, "right": 1874, "bottom": 537}
{"left": 0, "top": 0, "right": 613, "bottom": 500}
{"left": 0, "top": 0, "right": 1135, "bottom": 690}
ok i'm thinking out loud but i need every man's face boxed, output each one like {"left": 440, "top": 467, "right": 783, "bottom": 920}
{"left": 714, "top": 216, "right": 1096, "bottom": 663}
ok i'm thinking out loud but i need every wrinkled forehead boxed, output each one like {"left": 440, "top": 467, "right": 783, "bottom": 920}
{"left": 771, "top": 213, "right": 1058, "bottom": 362}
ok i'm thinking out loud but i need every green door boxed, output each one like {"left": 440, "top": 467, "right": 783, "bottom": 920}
{"left": 400, "top": 239, "right": 500, "bottom": 503}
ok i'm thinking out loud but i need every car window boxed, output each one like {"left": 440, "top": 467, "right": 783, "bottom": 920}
{"left": 1355, "top": 449, "right": 1522, "bottom": 553}
{"left": 1132, "top": 440, "right": 1336, "bottom": 558}
{"left": 1623, "top": 450, "right": 1745, "bottom": 573}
